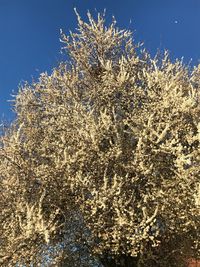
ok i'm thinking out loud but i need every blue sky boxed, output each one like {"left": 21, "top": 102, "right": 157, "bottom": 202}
{"left": 1, "top": 0, "right": 200, "bottom": 121}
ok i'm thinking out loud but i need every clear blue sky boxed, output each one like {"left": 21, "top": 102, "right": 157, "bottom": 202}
{"left": 1, "top": 0, "right": 200, "bottom": 121}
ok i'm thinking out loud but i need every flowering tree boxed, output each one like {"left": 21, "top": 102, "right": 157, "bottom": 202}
{"left": 0, "top": 11, "right": 199, "bottom": 267}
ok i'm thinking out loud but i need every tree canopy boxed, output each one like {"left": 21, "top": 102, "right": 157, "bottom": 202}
{"left": 0, "top": 11, "right": 200, "bottom": 267}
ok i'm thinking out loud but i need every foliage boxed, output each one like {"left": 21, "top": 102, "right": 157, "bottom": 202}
{"left": 0, "top": 10, "right": 200, "bottom": 267}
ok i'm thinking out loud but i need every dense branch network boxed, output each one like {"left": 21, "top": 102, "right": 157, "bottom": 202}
{"left": 0, "top": 10, "right": 200, "bottom": 267}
